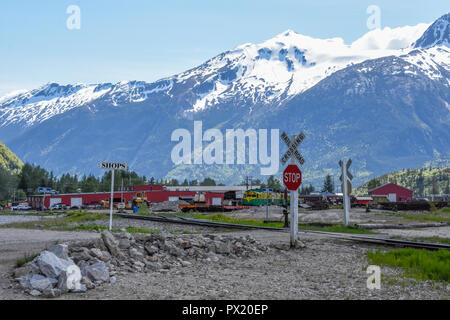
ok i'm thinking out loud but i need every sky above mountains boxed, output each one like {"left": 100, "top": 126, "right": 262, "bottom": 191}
{"left": 0, "top": 0, "right": 448, "bottom": 96}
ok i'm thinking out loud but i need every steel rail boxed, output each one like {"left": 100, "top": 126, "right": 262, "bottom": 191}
{"left": 113, "top": 213, "right": 450, "bottom": 251}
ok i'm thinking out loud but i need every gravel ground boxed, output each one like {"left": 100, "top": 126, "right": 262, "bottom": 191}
{"left": 228, "top": 207, "right": 423, "bottom": 225}
{"left": 0, "top": 215, "right": 51, "bottom": 225}
{"left": 379, "top": 226, "right": 450, "bottom": 239}
{"left": 1, "top": 229, "right": 448, "bottom": 300}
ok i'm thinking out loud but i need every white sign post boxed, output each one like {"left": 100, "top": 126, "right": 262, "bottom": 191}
{"left": 100, "top": 162, "right": 128, "bottom": 231}
{"left": 38, "top": 187, "right": 52, "bottom": 210}
{"left": 339, "top": 159, "right": 353, "bottom": 226}
{"left": 281, "top": 132, "right": 305, "bottom": 247}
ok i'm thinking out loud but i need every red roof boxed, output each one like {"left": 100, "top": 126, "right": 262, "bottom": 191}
{"left": 368, "top": 182, "right": 412, "bottom": 194}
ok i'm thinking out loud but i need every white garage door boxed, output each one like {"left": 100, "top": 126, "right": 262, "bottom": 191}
{"left": 71, "top": 197, "right": 83, "bottom": 207}
{"left": 168, "top": 196, "right": 179, "bottom": 202}
{"left": 212, "top": 197, "right": 222, "bottom": 205}
{"left": 50, "top": 198, "right": 61, "bottom": 207}
{"left": 388, "top": 193, "right": 397, "bottom": 202}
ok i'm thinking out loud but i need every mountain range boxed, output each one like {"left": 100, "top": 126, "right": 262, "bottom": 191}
{"left": 0, "top": 13, "right": 449, "bottom": 188}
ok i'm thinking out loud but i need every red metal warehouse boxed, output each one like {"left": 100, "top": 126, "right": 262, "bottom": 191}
{"left": 28, "top": 185, "right": 224, "bottom": 210}
{"left": 368, "top": 183, "right": 413, "bottom": 202}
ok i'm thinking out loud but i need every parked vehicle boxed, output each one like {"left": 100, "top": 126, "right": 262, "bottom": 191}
{"left": 50, "top": 203, "right": 68, "bottom": 210}
{"left": 11, "top": 204, "right": 31, "bottom": 211}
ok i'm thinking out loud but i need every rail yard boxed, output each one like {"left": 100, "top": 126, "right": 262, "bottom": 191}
{"left": 0, "top": 191, "right": 449, "bottom": 300}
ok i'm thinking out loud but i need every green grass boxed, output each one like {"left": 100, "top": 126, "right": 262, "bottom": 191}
{"left": 0, "top": 211, "right": 108, "bottom": 231}
{"left": 415, "top": 237, "right": 450, "bottom": 245}
{"left": 299, "top": 224, "right": 376, "bottom": 234}
{"left": 15, "top": 252, "right": 39, "bottom": 268}
{"left": 367, "top": 248, "right": 450, "bottom": 282}
{"left": 187, "top": 213, "right": 375, "bottom": 234}
{"left": 122, "top": 226, "right": 161, "bottom": 234}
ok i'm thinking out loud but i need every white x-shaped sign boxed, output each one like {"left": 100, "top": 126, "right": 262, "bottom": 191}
{"left": 280, "top": 131, "right": 305, "bottom": 166}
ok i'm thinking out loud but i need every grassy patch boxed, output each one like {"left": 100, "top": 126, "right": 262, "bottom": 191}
{"left": 0, "top": 211, "right": 108, "bottom": 231}
{"left": 299, "top": 224, "right": 376, "bottom": 234}
{"left": 191, "top": 213, "right": 284, "bottom": 228}
{"left": 16, "top": 252, "right": 39, "bottom": 268}
{"left": 186, "top": 213, "right": 374, "bottom": 234}
{"left": 367, "top": 248, "right": 450, "bottom": 282}
{"left": 415, "top": 237, "right": 450, "bottom": 245}
{"left": 122, "top": 226, "right": 161, "bottom": 234}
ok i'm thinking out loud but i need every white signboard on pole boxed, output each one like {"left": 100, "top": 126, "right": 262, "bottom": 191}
{"left": 100, "top": 162, "right": 127, "bottom": 231}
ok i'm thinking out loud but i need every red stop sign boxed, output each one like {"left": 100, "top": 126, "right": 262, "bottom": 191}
{"left": 283, "top": 165, "right": 302, "bottom": 191}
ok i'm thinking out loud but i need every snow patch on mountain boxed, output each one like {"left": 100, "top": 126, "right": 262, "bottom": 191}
{"left": 182, "top": 27, "right": 432, "bottom": 113}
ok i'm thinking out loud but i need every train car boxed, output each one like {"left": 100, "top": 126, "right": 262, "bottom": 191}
{"left": 243, "top": 189, "right": 288, "bottom": 206}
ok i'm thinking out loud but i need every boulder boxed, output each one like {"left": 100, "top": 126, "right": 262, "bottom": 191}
{"left": 49, "top": 244, "right": 69, "bottom": 260}
{"left": 14, "top": 264, "right": 32, "bottom": 278}
{"left": 35, "top": 251, "right": 74, "bottom": 279}
{"left": 214, "top": 241, "right": 231, "bottom": 254}
{"left": 101, "top": 231, "right": 120, "bottom": 256}
{"left": 81, "top": 276, "right": 95, "bottom": 289}
{"left": 82, "top": 262, "right": 110, "bottom": 283}
{"left": 71, "top": 248, "right": 92, "bottom": 264}
{"left": 30, "top": 289, "right": 41, "bottom": 296}
{"left": 144, "top": 243, "right": 158, "bottom": 255}
{"left": 57, "top": 264, "right": 82, "bottom": 292}
{"left": 42, "top": 288, "right": 61, "bottom": 298}
{"left": 129, "top": 248, "right": 145, "bottom": 261}
{"left": 118, "top": 238, "right": 131, "bottom": 250}
{"left": 19, "top": 274, "right": 54, "bottom": 291}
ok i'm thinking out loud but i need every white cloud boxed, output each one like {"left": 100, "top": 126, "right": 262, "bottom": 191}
{"left": 351, "top": 23, "right": 430, "bottom": 51}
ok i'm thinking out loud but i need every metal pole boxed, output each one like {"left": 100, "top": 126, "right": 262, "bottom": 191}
{"left": 266, "top": 189, "right": 269, "bottom": 220}
{"left": 109, "top": 169, "right": 114, "bottom": 231}
{"left": 342, "top": 162, "right": 350, "bottom": 226}
{"left": 290, "top": 138, "right": 298, "bottom": 247}
{"left": 42, "top": 192, "right": 46, "bottom": 211}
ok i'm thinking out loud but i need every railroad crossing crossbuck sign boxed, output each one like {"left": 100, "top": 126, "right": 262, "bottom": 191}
{"left": 339, "top": 159, "right": 353, "bottom": 194}
{"left": 280, "top": 131, "right": 305, "bottom": 248}
{"left": 280, "top": 132, "right": 305, "bottom": 166}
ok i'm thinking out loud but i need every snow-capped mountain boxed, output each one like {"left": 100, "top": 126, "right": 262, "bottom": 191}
{"left": 0, "top": 13, "right": 449, "bottom": 186}
{"left": 414, "top": 13, "right": 450, "bottom": 48}
{"left": 0, "top": 23, "right": 430, "bottom": 126}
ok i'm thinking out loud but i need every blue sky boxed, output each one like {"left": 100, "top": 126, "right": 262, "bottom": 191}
{"left": 0, "top": 0, "right": 448, "bottom": 96}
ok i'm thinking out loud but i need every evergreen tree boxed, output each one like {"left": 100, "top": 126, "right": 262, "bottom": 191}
{"left": 321, "top": 174, "right": 334, "bottom": 193}
{"left": 200, "top": 178, "right": 216, "bottom": 186}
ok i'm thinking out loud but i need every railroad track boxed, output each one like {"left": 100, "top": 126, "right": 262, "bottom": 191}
{"left": 113, "top": 213, "right": 450, "bottom": 251}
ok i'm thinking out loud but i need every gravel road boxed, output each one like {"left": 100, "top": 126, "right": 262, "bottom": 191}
{"left": 1, "top": 229, "right": 448, "bottom": 300}
{"left": 0, "top": 215, "right": 49, "bottom": 225}
{"left": 379, "top": 226, "right": 450, "bottom": 239}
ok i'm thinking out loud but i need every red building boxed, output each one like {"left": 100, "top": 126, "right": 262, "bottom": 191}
{"left": 28, "top": 185, "right": 224, "bottom": 210}
{"left": 368, "top": 183, "right": 413, "bottom": 202}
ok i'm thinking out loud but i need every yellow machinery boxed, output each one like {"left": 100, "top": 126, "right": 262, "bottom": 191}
{"left": 126, "top": 191, "right": 148, "bottom": 209}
